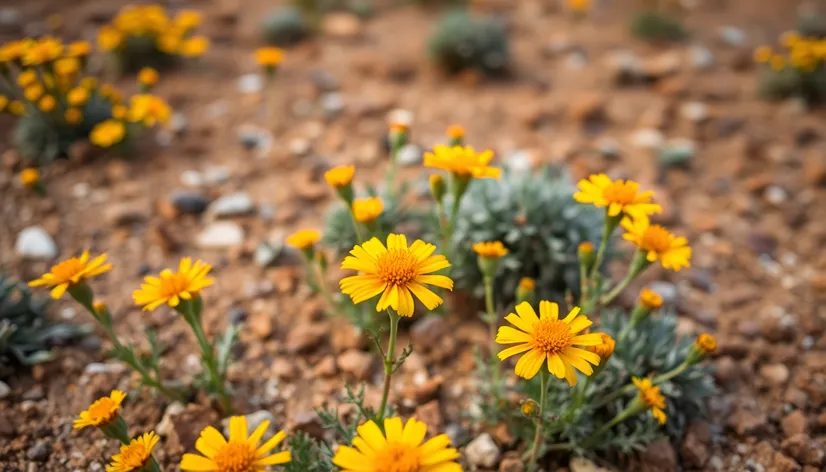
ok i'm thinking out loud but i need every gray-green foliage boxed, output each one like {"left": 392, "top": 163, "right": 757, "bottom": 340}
{"left": 448, "top": 165, "right": 603, "bottom": 306}
{"left": 0, "top": 274, "right": 92, "bottom": 378}
{"left": 428, "top": 10, "right": 510, "bottom": 76}
{"left": 283, "top": 432, "right": 334, "bottom": 472}
{"left": 757, "top": 61, "right": 826, "bottom": 107}
{"left": 796, "top": 12, "right": 826, "bottom": 38}
{"left": 630, "top": 10, "right": 687, "bottom": 42}
{"left": 261, "top": 5, "right": 309, "bottom": 46}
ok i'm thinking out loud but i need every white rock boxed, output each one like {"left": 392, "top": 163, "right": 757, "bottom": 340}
{"left": 289, "top": 138, "right": 311, "bottom": 157}
{"left": 209, "top": 192, "right": 255, "bottom": 217}
{"left": 506, "top": 150, "right": 535, "bottom": 174}
{"left": 764, "top": 185, "right": 788, "bottom": 205}
{"left": 84, "top": 362, "right": 127, "bottom": 375}
{"left": 465, "top": 433, "right": 501, "bottom": 468}
{"left": 180, "top": 170, "right": 205, "bottom": 188}
{"left": 197, "top": 222, "right": 245, "bottom": 249}
{"left": 156, "top": 402, "right": 185, "bottom": 437}
{"left": 222, "top": 410, "right": 276, "bottom": 438}
{"left": 0, "top": 380, "right": 10, "bottom": 399}
{"left": 688, "top": 45, "right": 715, "bottom": 70}
{"left": 719, "top": 26, "right": 745, "bottom": 47}
{"left": 396, "top": 144, "right": 422, "bottom": 166}
{"left": 72, "top": 182, "right": 90, "bottom": 199}
{"left": 203, "top": 167, "right": 232, "bottom": 186}
{"left": 321, "top": 92, "right": 345, "bottom": 116}
{"left": 387, "top": 108, "right": 414, "bottom": 127}
{"left": 15, "top": 226, "right": 58, "bottom": 260}
{"left": 238, "top": 74, "right": 264, "bottom": 94}
{"left": 680, "top": 102, "right": 709, "bottom": 123}
{"left": 570, "top": 457, "right": 613, "bottom": 472}
{"left": 630, "top": 128, "right": 665, "bottom": 150}
{"left": 170, "top": 113, "right": 188, "bottom": 134}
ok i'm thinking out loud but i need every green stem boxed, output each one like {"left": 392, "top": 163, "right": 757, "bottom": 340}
{"left": 586, "top": 409, "right": 630, "bottom": 447}
{"left": 147, "top": 457, "right": 162, "bottom": 472}
{"left": 653, "top": 362, "right": 688, "bottom": 384}
{"left": 595, "top": 384, "right": 634, "bottom": 409}
{"left": 377, "top": 310, "right": 400, "bottom": 421}
{"left": 599, "top": 271, "right": 636, "bottom": 306}
{"left": 348, "top": 209, "right": 365, "bottom": 244}
{"left": 527, "top": 370, "right": 548, "bottom": 470}
{"left": 309, "top": 256, "right": 338, "bottom": 312}
{"left": 436, "top": 201, "right": 448, "bottom": 250}
{"left": 185, "top": 306, "right": 233, "bottom": 414}
{"left": 589, "top": 212, "right": 620, "bottom": 282}
{"left": 483, "top": 276, "right": 500, "bottom": 399}
{"left": 386, "top": 140, "right": 400, "bottom": 198}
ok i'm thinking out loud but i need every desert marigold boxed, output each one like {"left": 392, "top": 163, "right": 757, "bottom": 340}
{"left": 339, "top": 234, "right": 453, "bottom": 317}
{"left": 138, "top": 67, "right": 159, "bottom": 87}
{"left": 16, "top": 69, "right": 37, "bottom": 88}
{"left": 24, "top": 84, "right": 44, "bottom": 102}
{"left": 770, "top": 54, "right": 786, "bottom": 71}
{"left": 588, "top": 333, "right": 615, "bottom": 361}
{"left": 22, "top": 37, "right": 63, "bottom": 65}
{"left": 472, "top": 241, "right": 509, "bottom": 259}
{"left": 20, "top": 168, "right": 39, "bottom": 187}
{"left": 180, "top": 36, "right": 209, "bottom": 57}
{"left": 175, "top": 10, "right": 202, "bottom": 30}
{"left": 54, "top": 57, "right": 80, "bottom": 76}
{"left": 621, "top": 217, "right": 691, "bottom": 271}
{"left": 180, "top": 415, "right": 291, "bottom": 472}
{"left": 324, "top": 165, "right": 355, "bottom": 188}
{"left": 38, "top": 95, "right": 56, "bottom": 112}
{"left": 8, "top": 100, "right": 26, "bottom": 116}
{"left": 90, "top": 120, "right": 126, "bottom": 148}
{"left": 112, "top": 105, "right": 127, "bottom": 120}
{"left": 67, "top": 87, "right": 90, "bottom": 107}
{"left": 633, "top": 377, "right": 667, "bottom": 424}
{"left": 157, "top": 34, "right": 182, "bottom": 54}
{"left": 496, "top": 300, "right": 603, "bottom": 385}
{"left": 695, "top": 333, "right": 717, "bottom": 354}
{"left": 98, "top": 26, "right": 123, "bottom": 51}
{"left": 568, "top": 0, "right": 591, "bottom": 11}
{"left": 73, "top": 390, "right": 126, "bottom": 429}
{"left": 352, "top": 197, "right": 384, "bottom": 223}
{"left": 67, "top": 40, "right": 92, "bottom": 57}
{"left": 424, "top": 145, "right": 500, "bottom": 180}
{"left": 256, "top": 47, "right": 284, "bottom": 67}
{"left": 133, "top": 258, "right": 214, "bottom": 311}
{"left": 286, "top": 229, "right": 321, "bottom": 249}
{"left": 781, "top": 30, "right": 801, "bottom": 47}
{"left": 332, "top": 417, "right": 461, "bottom": 472}
{"left": 107, "top": 432, "right": 159, "bottom": 472}
{"left": 519, "top": 277, "right": 535, "bottom": 290}
{"left": 446, "top": 124, "right": 465, "bottom": 139}
{"left": 574, "top": 174, "right": 662, "bottom": 219}
{"left": 80, "top": 76, "right": 98, "bottom": 89}
{"left": 639, "top": 288, "right": 663, "bottom": 310}
{"left": 127, "top": 94, "right": 172, "bottom": 127}
{"left": 754, "top": 46, "right": 773, "bottom": 63}
{"left": 29, "top": 251, "right": 112, "bottom": 300}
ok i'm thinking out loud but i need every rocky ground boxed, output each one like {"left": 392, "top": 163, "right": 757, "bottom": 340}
{"left": 2, "top": 0, "right": 826, "bottom": 471}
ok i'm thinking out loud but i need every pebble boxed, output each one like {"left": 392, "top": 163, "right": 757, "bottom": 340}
{"left": 26, "top": 441, "right": 51, "bottom": 462}
{"left": 396, "top": 144, "right": 422, "bottom": 166}
{"left": 0, "top": 8, "right": 21, "bottom": 28}
{"left": 604, "top": 50, "right": 642, "bottom": 84}
{"left": 465, "top": 433, "right": 501, "bottom": 468}
{"left": 208, "top": 192, "right": 255, "bottom": 218}
{"left": 170, "top": 113, "right": 188, "bottom": 135}
{"left": 84, "top": 362, "right": 127, "bottom": 375}
{"left": 156, "top": 402, "right": 186, "bottom": 437}
{"left": 659, "top": 139, "right": 696, "bottom": 168}
{"left": 254, "top": 241, "right": 282, "bottom": 268}
{"left": 336, "top": 349, "right": 374, "bottom": 380}
{"left": 15, "top": 226, "right": 58, "bottom": 260}
{"left": 718, "top": 26, "right": 745, "bottom": 46}
{"left": 680, "top": 102, "right": 709, "bottom": 123}
{"left": 104, "top": 200, "right": 151, "bottom": 226}
{"left": 180, "top": 170, "right": 205, "bottom": 188}
{"left": 222, "top": 410, "right": 276, "bottom": 438}
{"left": 688, "top": 45, "right": 715, "bottom": 70}
{"left": 310, "top": 69, "right": 340, "bottom": 92}
{"left": 322, "top": 12, "right": 363, "bottom": 38}
{"left": 570, "top": 457, "right": 612, "bottom": 472}
{"left": 0, "top": 380, "right": 10, "bottom": 399}
{"left": 72, "top": 182, "right": 90, "bottom": 199}
{"left": 197, "top": 222, "right": 245, "bottom": 249}
{"left": 764, "top": 185, "right": 788, "bottom": 205}
{"left": 238, "top": 73, "right": 264, "bottom": 94}
{"left": 289, "top": 138, "right": 311, "bottom": 157}
{"left": 204, "top": 167, "right": 232, "bottom": 186}
{"left": 759, "top": 363, "right": 790, "bottom": 386}
{"left": 321, "top": 92, "right": 345, "bottom": 117}
{"left": 170, "top": 190, "right": 210, "bottom": 215}
{"left": 649, "top": 281, "right": 679, "bottom": 305}
{"left": 630, "top": 128, "right": 665, "bottom": 150}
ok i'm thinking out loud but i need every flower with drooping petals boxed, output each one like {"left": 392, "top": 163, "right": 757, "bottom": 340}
{"left": 180, "top": 415, "right": 291, "bottom": 471}
{"left": 73, "top": 390, "right": 126, "bottom": 429}
{"left": 574, "top": 174, "right": 661, "bottom": 219}
{"left": 340, "top": 234, "right": 453, "bottom": 317}
{"left": 107, "top": 432, "right": 159, "bottom": 472}
{"left": 132, "top": 258, "right": 214, "bottom": 311}
{"left": 332, "top": 417, "right": 461, "bottom": 472}
{"left": 424, "top": 145, "right": 500, "bottom": 179}
{"left": 496, "top": 300, "right": 603, "bottom": 385}
{"left": 29, "top": 252, "right": 112, "bottom": 300}
{"left": 633, "top": 377, "right": 667, "bottom": 424}
{"left": 621, "top": 217, "right": 691, "bottom": 271}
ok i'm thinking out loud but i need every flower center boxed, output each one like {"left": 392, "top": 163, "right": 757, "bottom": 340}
{"left": 87, "top": 398, "right": 117, "bottom": 424}
{"left": 376, "top": 249, "right": 418, "bottom": 287}
{"left": 530, "top": 319, "right": 574, "bottom": 355}
{"left": 374, "top": 443, "right": 421, "bottom": 472}
{"left": 641, "top": 387, "right": 665, "bottom": 410}
{"left": 51, "top": 258, "right": 85, "bottom": 282}
{"left": 640, "top": 225, "right": 671, "bottom": 253}
{"left": 118, "top": 444, "right": 150, "bottom": 469}
{"left": 158, "top": 273, "right": 192, "bottom": 298}
{"left": 602, "top": 181, "right": 638, "bottom": 205}
{"left": 213, "top": 441, "right": 257, "bottom": 472}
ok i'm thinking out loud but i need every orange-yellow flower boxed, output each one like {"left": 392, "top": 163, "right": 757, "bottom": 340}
{"left": 132, "top": 258, "right": 214, "bottom": 311}
{"left": 138, "top": 67, "right": 159, "bottom": 87}
{"left": 695, "top": 333, "right": 716, "bottom": 354}
{"left": 587, "top": 333, "right": 615, "bottom": 361}
{"left": 180, "top": 36, "right": 209, "bottom": 57}
{"left": 340, "top": 234, "right": 453, "bottom": 317}
{"left": 67, "top": 40, "right": 92, "bottom": 57}
{"left": 90, "top": 120, "right": 126, "bottom": 148}
{"left": 621, "top": 217, "right": 691, "bottom": 271}
{"left": 472, "top": 241, "right": 508, "bottom": 259}
{"left": 446, "top": 124, "right": 465, "bottom": 139}
{"left": 20, "top": 168, "right": 40, "bottom": 187}
{"left": 180, "top": 415, "right": 291, "bottom": 471}
{"left": 496, "top": 301, "right": 603, "bottom": 385}
{"left": 22, "top": 37, "right": 63, "bottom": 65}
{"left": 633, "top": 377, "right": 667, "bottom": 424}
{"left": 107, "top": 432, "right": 159, "bottom": 472}
{"left": 286, "top": 229, "right": 321, "bottom": 249}
{"left": 639, "top": 288, "right": 663, "bottom": 310}
{"left": 574, "top": 174, "right": 662, "bottom": 219}
{"left": 73, "top": 390, "right": 126, "bottom": 429}
{"left": 29, "top": 252, "right": 112, "bottom": 299}
{"left": 424, "top": 145, "right": 500, "bottom": 179}
{"left": 324, "top": 165, "right": 355, "bottom": 188}
{"left": 352, "top": 197, "right": 383, "bottom": 223}
{"left": 256, "top": 47, "right": 285, "bottom": 67}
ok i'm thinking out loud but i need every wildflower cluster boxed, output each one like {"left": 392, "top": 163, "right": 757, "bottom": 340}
{"left": 755, "top": 29, "right": 826, "bottom": 106}
{"left": 0, "top": 36, "right": 172, "bottom": 165}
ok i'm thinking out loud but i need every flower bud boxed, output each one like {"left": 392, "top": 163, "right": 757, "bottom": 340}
{"left": 516, "top": 277, "right": 535, "bottom": 305}
{"left": 429, "top": 174, "right": 446, "bottom": 203}
{"left": 446, "top": 124, "right": 464, "bottom": 146}
{"left": 578, "top": 242, "right": 595, "bottom": 273}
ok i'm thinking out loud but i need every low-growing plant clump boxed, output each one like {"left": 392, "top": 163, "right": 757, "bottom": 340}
{"left": 755, "top": 29, "right": 826, "bottom": 107}
{"left": 428, "top": 10, "right": 510, "bottom": 75}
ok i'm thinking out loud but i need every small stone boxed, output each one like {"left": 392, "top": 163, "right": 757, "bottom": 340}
{"left": 286, "top": 323, "right": 327, "bottom": 353}
{"left": 15, "top": 226, "right": 58, "bottom": 260}
{"left": 197, "top": 222, "right": 245, "bottom": 249}
{"left": 203, "top": 167, "right": 232, "bottom": 186}
{"left": 290, "top": 410, "right": 324, "bottom": 439}
{"left": 414, "top": 400, "right": 443, "bottom": 432}
{"left": 764, "top": 185, "right": 788, "bottom": 205}
{"left": 170, "top": 113, "right": 188, "bottom": 135}
{"left": 180, "top": 170, "right": 205, "bottom": 188}
{"left": 604, "top": 50, "right": 642, "bottom": 84}
{"left": 773, "top": 453, "right": 802, "bottom": 472}
{"left": 718, "top": 26, "right": 746, "bottom": 46}
{"left": 782, "top": 434, "right": 826, "bottom": 467}
{"left": 444, "top": 423, "right": 470, "bottom": 447}
{"left": 760, "top": 363, "right": 790, "bottom": 385}
{"left": 337, "top": 349, "right": 374, "bottom": 380}
{"left": 156, "top": 402, "right": 186, "bottom": 437}
{"left": 321, "top": 92, "right": 345, "bottom": 117}
{"left": 499, "top": 455, "right": 525, "bottom": 472}
{"left": 254, "top": 242, "right": 282, "bottom": 268}
{"left": 465, "top": 433, "right": 500, "bottom": 468}
{"left": 396, "top": 144, "right": 423, "bottom": 166}
{"left": 104, "top": 200, "right": 151, "bottom": 226}
{"left": 782, "top": 410, "right": 808, "bottom": 438}
{"left": 730, "top": 410, "right": 768, "bottom": 436}
{"left": 289, "top": 138, "right": 311, "bottom": 157}
{"left": 659, "top": 139, "right": 696, "bottom": 168}
{"left": 27, "top": 441, "right": 51, "bottom": 462}
{"left": 640, "top": 439, "right": 678, "bottom": 472}
{"left": 238, "top": 73, "right": 263, "bottom": 94}
{"left": 680, "top": 102, "right": 708, "bottom": 123}
{"left": 0, "top": 381, "right": 10, "bottom": 399}
{"left": 631, "top": 128, "right": 665, "bottom": 150}
{"left": 682, "top": 422, "right": 712, "bottom": 468}
{"left": 570, "top": 457, "right": 612, "bottom": 472}
{"left": 688, "top": 45, "right": 714, "bottom": 70}
{"left": 322, "top": 12, "right": 363, "bottom": 38}
{"left": 410, "top": 316, "right": 448, "bottom": 351}
{"left": 84, "top": 362, "right": 127, "bottom": 375}
{"left": 640, "top": 51, "right": 682, "bottom": 80}
{"left": 596, "top": 136, "right": 621, "bottom": 158}
{"left": 169, "top": 190, "right": 209, "bottom": 216}
{"left": 249, "top": 312, "right": 274, "bottom": 340}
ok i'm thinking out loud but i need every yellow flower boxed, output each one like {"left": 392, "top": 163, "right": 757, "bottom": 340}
{"left": 112, "top": 105, "right": 127, "bottom": 120}
{"left": 639, "top": 288, "right": 663, "bottom": 310}
{"left": 633, "top": 377, "right": 667, "bottom": 424}
{"left": 73, "top": 390, "right": 126, "bottom": 429}
{"left": 180, "top": 415, "right": 291, "bottom": 472}
{"left": 568, "top": 0, "right": 591, "bottom": 12}
{"left": 519, "top": 277, "right": 535, "bottom": 290}
{"left": 0, "top": 39, "right": 33, "bottom": 63}
{"left": 99, "top": 83, "right": 121, "bottom": 104}
{"left": 286, "top": 229, "right": 321, "bottom": 249}
{"left": 20, "top": 168, "right": 39, "bottom": 186}
{"left": 771, "top": 54, "right": 786, "bottom": 71}
{"left": 780, "top": 30, "right": 801, "bottom": 48}
{"left": 587, "top": 333, "right": 615, "bottom": 361}
{"left": 157, "top": 34, "right": 182, "bottom": 55}
{"left": 472, "top": 241, "right": 508, "bottom": 259}
{"left": 496, "top": 301, "right": 603, "bottom": 385}
{"left": 180, "top": 36, "right": 209, "bottom": 57}
{"left": 256, "top": 47, "right": 285, "bottom": 67}
{"left": 324, "top": 165, "right": 355, "bottom": 188}
{"left": 446, "top": 124, "right": 465, "bottom": 139}
{"left": 8, "top": 100, "right": 26, "bottom": 116}
{"left": 28, "top": 251, "right": 113, "bottom": 300}
{"left": 127, "top": 94, "right": 172, "bottom": 127}
{"left": 23, "top": 37, "right": 63, "bottom": 65}
{"left": 67, "top": 40, "right": 92, "bottom": 57}
{"left": 107, "top": 432, "right": 159, "bottom": 472}
{"left": 54, "top": 57, "right": 80, "bottom": 76}
{"left": 90, "top": 119, "right": 126, "bottom": 148}
{"left": 695, "top": 333, "right": 716, "bottom": 354}
{"left": 38, "top": 95, "right": 56, "bottom": 112}
{"left": 16, "top": 69, "right": 38, "bottom": 88}
{"left": 332, "top": 418, "right": 461, "bottom": 472}
{"left": 65, "top": 108, "right": 83, "bottom": 125}
{"left": 0, "top": 95, "right": 6, "bottom": 112}
{"left": 138, "top": 67, "right": 159, "bottom": 87}
{"left": 133, "top": 258, "right": 214, "bottom": 311}
{"left": 353, "top": 197, "right": 384, "bottom": 223}
{"left": 24, "top": 84, "right": 44, "bottom": 102}
{"left": 621, "top": 217, "right": 691, "bottom": 271}
{"left": 574, "top": 174, "right": 662, "bottom": 219}
{"left": 80, "top": 76, "right": 98, "bottom": 90}
{"left": 67, "top": 87, "right": 90, "bottom": 107}
{"left": 753, "top": 46, "right": 773, "bottom": 63}
{"left": 175, "top": 10, "right": 203, "bottom": 30}
{"left": 98, "top": 26, "right": 123, "bottom": 51}
{"left": 424, "top": 145, "right": 501, "bottom": 179}
{"left": 340, "top": 234, "right": 453, "bottom": 317}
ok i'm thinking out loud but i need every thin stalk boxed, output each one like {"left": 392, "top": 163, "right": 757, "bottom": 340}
{"left": 595, "top": 384, "right": 634, "bottom": 409}
{"left": 348, "top": 209, "right": 365, "bottom": 244}
{"left": 653, "top": 362, "right": 688, "bottom": 384}
{"left": 483, "top": 276, "right": 500, "bottom": 398}
{"left": 377, "top": 310, "right": 400, "bottom": 421}
{"left": 185, "top": 307, "right": 232, "bottom": 414}
{"left": 588, "top": 214, "right": 615, "bottom": 281}
{"left": 599, "top": 270, "right": 636, "bottom": 306}
{"left": 527, "top": 370, "right": 548, "bottom": 470}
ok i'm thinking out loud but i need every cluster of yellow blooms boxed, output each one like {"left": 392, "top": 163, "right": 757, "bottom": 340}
{"left": 754, "top": 30, "right": 826, "bottom": 72}
{"left": 97, "top": 4, "right": 208, "bottom": 58}
{"left": 0, "top": 36, "right": 172, "bottom": 150}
